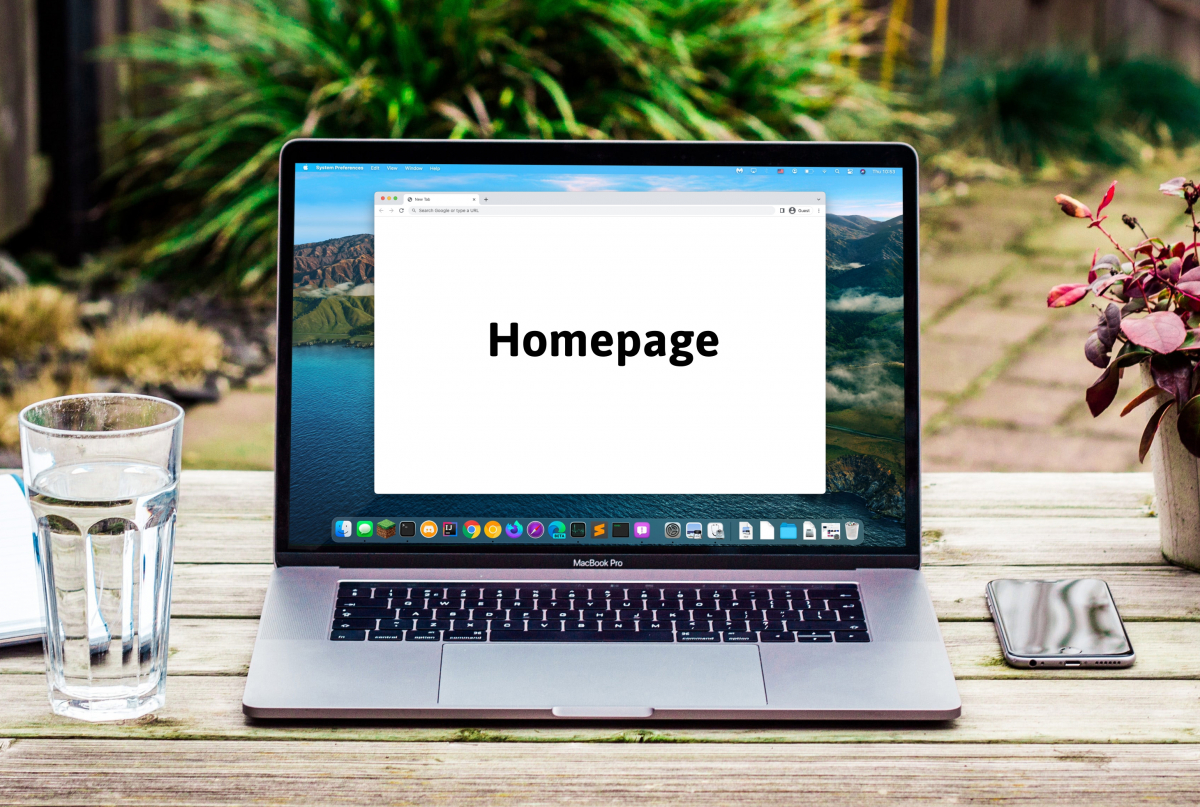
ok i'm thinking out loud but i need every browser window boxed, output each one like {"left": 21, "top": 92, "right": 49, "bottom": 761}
{"left": 372, "top": 191, "right": 826, "bottom": 495}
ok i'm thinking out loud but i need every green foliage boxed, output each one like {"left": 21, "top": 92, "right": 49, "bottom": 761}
{"left": 934, "top": 54, "right": 1200, "bottom": 170}
{"left": 103, "top": 0, "right": 901, "bottom": 291}
{"left": 292, "top": 295, "right": 375, "bottom": 337}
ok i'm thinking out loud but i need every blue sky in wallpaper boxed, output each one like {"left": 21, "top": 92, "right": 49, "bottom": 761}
{"left": 293, "top": 163, "right": 903, "bottom": 244}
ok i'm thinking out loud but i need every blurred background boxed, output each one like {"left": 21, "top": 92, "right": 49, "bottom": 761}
{"left": 2, "top": 0, "right": 1200, "bottom": 472}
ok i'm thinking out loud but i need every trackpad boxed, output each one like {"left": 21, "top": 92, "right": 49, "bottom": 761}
{"left": 438, "top": 644, "right": 767, "bottom": 708}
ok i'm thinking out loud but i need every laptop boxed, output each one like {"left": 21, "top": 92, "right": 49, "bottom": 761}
{"left": 242, "top": 140, "right": 960, "bottom": 720}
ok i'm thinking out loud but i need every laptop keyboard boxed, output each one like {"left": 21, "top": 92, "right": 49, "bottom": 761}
{"left": 329, "top": 582, "right": 869, "bottom": 644}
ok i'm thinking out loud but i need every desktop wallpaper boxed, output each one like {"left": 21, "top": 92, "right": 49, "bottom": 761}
{"left": 288, "top": 164, "right": 906, "bottom": 548}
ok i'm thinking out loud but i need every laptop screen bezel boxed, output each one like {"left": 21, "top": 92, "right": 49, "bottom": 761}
{"left": 274, "top": 139, "right": 921, "bottom": 570}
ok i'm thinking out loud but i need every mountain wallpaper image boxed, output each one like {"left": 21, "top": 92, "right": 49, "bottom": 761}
{"left": 292, "top": 218, "right": 905, "bottom": 520}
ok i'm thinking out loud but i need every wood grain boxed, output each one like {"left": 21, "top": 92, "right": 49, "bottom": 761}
{"left": 0, "top": 740, "right": 1197, "bottom": 806}
{"left": 0, "top": 676, "right": 1197, "bottom": 743}
{"left": 922, "top": 472, "right": 1155, "bottom": 518}
{"left": 4, "top": 622, "right": 1192, "bottom": 681}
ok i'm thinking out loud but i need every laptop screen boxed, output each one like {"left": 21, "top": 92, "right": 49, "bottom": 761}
{"left": 286, "top": 160, "right": 908, "bottom": 554}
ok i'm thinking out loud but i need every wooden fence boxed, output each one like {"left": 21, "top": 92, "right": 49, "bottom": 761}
{"left": 0, "top": 0, "right": 44, "bottom": 243}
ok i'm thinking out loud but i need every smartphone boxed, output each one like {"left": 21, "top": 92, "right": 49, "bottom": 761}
{"left": 985, "top": 579, "right": 1135, "bottom": 669}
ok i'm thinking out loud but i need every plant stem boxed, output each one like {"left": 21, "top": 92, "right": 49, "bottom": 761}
{"left": 1093, "top": 221, "right": 1136, "bottom": 265}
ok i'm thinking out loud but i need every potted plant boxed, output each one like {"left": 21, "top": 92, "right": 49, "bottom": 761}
{"left": 1048, "top": 177, "right": 1200, "bottom": 570}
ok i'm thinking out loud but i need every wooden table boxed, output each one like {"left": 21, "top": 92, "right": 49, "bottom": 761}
{"left": 2, "top": 471, "right": 1198, "bottom": 804}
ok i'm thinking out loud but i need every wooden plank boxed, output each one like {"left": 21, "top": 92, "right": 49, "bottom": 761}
{"left": 4, "top": 622, "right": 1191, "bottom": 681}
{"left": 0, "top": 676, "right": 1197, "bottom": 743}
{"left": 178, "top": 471, "right": 273, "bottom": 518}
{"left": 168, "top": 564, "right": 271, "bottom": 618}
{"left": 922, "top": 517, "right": 1163, "bottom": 566}
{"left": 925, "top": 565, "right": 1200, "bottom": 621}
{"left": 0, "top": 619, "right": 258, "bottom": 677}
{"left": 174, "top": 515, "right": 273, "bottom": 565}
{"left": 922, "top": 473, "right": 1155, "bottom": 518}
{"left": 944, "top": 621, "right": 1200, "bottom": 679}
{"left": 0, "top": 740, "right": 1197, "bottom": 805}
{"left": 159, "top": 562, "right": 1200, "bottom": 620}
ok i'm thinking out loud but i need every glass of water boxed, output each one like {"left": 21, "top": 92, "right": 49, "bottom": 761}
{"left": 19, "top": 393, "right": 183, "bottom": 721}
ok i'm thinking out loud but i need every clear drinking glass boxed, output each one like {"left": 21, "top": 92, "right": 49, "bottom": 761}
{"left": 19, "top": 393, "right": 183, "bottom": 721}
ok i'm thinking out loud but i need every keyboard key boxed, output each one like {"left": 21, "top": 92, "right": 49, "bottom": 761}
{"left": 547, "top": 610, "right": 574, "bottom": 620}
{"left": 522, "top": 589, "right": 550, "bottom": 600}
{"left": 834, "top": 602, "right": 863, "bottom": 616}
{"left": 440, "top": 609, "right": 469, "bottom": 619}
{"left": 577, "top": 599, "right": 603, "bottom": 610}
{"left": 801, "top": 610, "right": 838, "bottom": 622}
{"left": 600, "top": 621, "right": 637, "bottom": 631}
{"left": 449, "top": 587, "right": 480, "bottom": 599}
{"left": 335, "top": 607, "right": 394, "bottom": 620}
{"left": 835, "top": 620, "right": 866, "bottom": 632}
{"left": 338, "top": 583, "right": 373, "bottom": 597}
{"left": 568, "top": 621, "right": 599, "bottom": 630}
{"left": 397, "top": 608, "right": 435, "bottom": 619}
{"left": 414, "top": 619, "right": 447, "bottom": 630}
{"left": 796, "top": 634, "right": 833, "bottom": 643}
{"left": 676, "top": 621, "right": 709, "bottom": 632}
{"left": 331, "top": 618, "right": 376, "bottom": 630}
{"left": 528, "top": 621, "right": 563, "bottom": 631}
{"left": 499, "top": 599, "right": 531, "bottom": 609}
{"left": 648, "top": 599, "right": 679, "bottom": 611}
{"left": 330, "top": 630, "right": 366, "bottom": 641}
{"left": 756, "top": 621, "right": 787, "bottom": 631}
{"left": 599, "top": 631, "right": 673, "bottom": 642}
{"left": 643, "top": 621, "right": 669, "bottom": 631}
{"left": 433, "top": 599, "right": 461, "bottom": 609}
{"left": 453, "top": 620, "right": 485, "bottom": 631}
{"left": 485, "top": 588, "right": 519, "bottom": 599}
{"left": 722, "top": 631, "right": 758, "bottom": 642}
{"left": 795, "top": 630, "right": 834, "bottom": 638}
{"left": 716, "top": 621, "right": 748, "bottom": 632}
{"left": 631, "top": 588, "right": 660, "bottom": 600}
{"left": 474, "top": 609, "right": 504, "bottom": 620}
{"left": 579, "top": 609, "right": 608, "bottom": 620}
{"left": 335, "top": 597, "right": 390, "bottom": 609}
{"left": 761, "top": 631, "right": 796, "bottom": 642}
{"left": 677, "top": 631, "right": 719, "bottom": 642}
{"left": 655, "top": 609, "right": 686, "bottom": 621}
{"left": 686, "top": 599, "right": 718, "bottom": 610}
{"left": 808, "top": 589, "right": 859, "bottom": 601}
{"left": 368, "top": 631, "right": 404, "bottom": 641}
{"left": 379, "top": 619, "right": 412, "bottom": 631}
{"left": 692, "top": 609, "right": 724, "bottom": 621}
{"left": 406, "top": 629, "right": 440, "bottom": 641}
{"left": 375, "top": 587, "right": 412, "bottom": 601}
{"left": 795, "top": 620, "right": 842, "bottom": 631}
{"left": 467, "top": 599, "right": 496, "bottom": 609}
{"left": 598, "top": 587, "right": 625, "bottom": 599}
{"left": 699, "top": 587, "right": 735, "bottom": 598}
{"left": 617, "top": 600, "right": 642, "bottom": 610}
{"left": 835, "top": 631, "right": 870, "bottom": 642}
{"left": 666, "top": 589, "right": 695, "bottom": 600}
{"left": 393, "top": 599, "right": 422, "bottom": 609}
{"left": 444, "top": 630, "right": 486, "bottom": 641}
{"left": 511, "top": 610, "right": 541, "bottom": 620}
{"left": 494, "top": 620, "right": 522, "bottom": 630}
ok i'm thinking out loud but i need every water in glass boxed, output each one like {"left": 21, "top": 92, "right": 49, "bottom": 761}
{"left": 29, "top": 461, "right": 178, "bottom": 721}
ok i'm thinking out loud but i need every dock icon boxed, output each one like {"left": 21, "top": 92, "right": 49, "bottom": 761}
{"left": 376, "top": 519, "right": 397, "bottom": 539}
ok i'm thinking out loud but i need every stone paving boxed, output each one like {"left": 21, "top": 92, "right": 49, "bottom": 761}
{"left": 919, "top": 152, "right": 1200, "bottom": 471}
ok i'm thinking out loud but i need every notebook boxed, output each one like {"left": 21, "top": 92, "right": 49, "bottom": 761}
{"left": 0, "top": 473, "right": 44, "bottom": 647}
